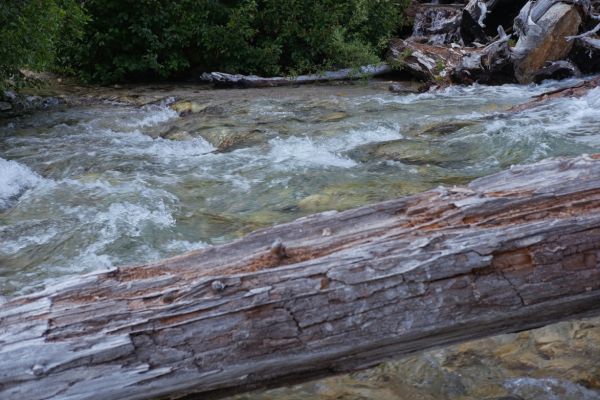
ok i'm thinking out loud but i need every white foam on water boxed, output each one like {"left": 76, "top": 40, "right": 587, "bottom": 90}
{"left": 123, "top": 104, "right": 179, "bottom": 128}
{"left": 505, "top": 377, "right": 600, "bottom": 400}
{"left": 268, "top": 136, "right": 357, "bottom": 169}
{"left": 367, "top": 77, "right": 588, "bottom": 106}
{"left": 53, "top": 200, "right": 177, "bottom": 272}
{"left": 0, "top": 158, "right": 47, "bottom": 209}
{"left": 93, "top": 200, "right": 175, "bottom": 238}
{"left": 143, "top": 137, "right": 215, "bottom": 158}
{"left": 163, "top": 239, "right": 208, "bottom": 254}
{"left": 0, "top": 227, "right": 59, "bottom": 255}
{"left": 266, "top": 124, "right": 401, "bottom": 170}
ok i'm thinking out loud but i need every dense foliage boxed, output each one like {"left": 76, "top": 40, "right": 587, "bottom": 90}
{"left": 1, "top": 0, "right": 409, "bottom": 86}
{"left": 68, "top": 0, "right": 410, "bottom": 83}
{"left": 0, "top": 0, "right": 86, "bottom": 89}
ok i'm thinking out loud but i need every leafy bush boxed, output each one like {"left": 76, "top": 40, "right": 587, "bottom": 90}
{"left": 0, "top": 0, "right": 86, "bottom": 89}
{"left": 67, "top": 0, "right": 410, "bottom": 83}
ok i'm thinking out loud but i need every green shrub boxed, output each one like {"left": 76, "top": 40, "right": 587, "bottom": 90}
{"left": 0, "top": 0, "right": 86, "bottom": 89}
{"left": 66, "top": 0, "right": 410, "bottom": 83}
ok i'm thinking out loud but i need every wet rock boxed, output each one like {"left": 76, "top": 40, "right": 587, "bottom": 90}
{"left": 162, "top": 130, "right": 194, "bottom": 141}
{"left": 0, "top": 101, "right": 12, "bottom": 111}
{"left": 317, "top": 111, "right": 347, "bottom": 122}
{"left": 569, "top": 37, "right": 600, "bottom": 74}
{"left": 170, "top": 100, "right": 208, "bottom": 114}
{"left": 512, "top": 3, "right": 582, "bottom": 83}
{"left": 388, "top": 82, "right": 422, "bottom": 94}
{"left": 346, "top": 138, "right": 473, "bottom": 167}
{"left": 213, "top": 129, "right": 267, "bottom": 153}
{"left": 298, "top": 185, "right": 372, "bottom": 213}
{"left": 533, "top": 60, "right": 581, "bottom": 83}
{"left": 418, "top": 120, "right": 475, "bottom": 136}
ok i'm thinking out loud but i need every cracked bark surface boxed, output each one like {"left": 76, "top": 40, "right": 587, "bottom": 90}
{"left": 2, "top": 155, "right": 600, "bottom": 400}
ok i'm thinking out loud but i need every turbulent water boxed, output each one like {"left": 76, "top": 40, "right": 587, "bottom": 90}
{"left": 1, "top": 79, "right": 600, "bottom": 399}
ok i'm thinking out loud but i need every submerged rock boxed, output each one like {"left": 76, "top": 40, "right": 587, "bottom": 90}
{"left": 418, "top": 120, "right": 475, "bottom": 136}
{"left": 346, "top": 138, "right": 475, "bottom": 168}
{"left": 214, "top": 129, "right": 267, "bottom": 153}
{"left": 170, "top": 100, "right": 208, "bottom": 115}
{"left": 161, "top": 130, "right": 194, "bottom": 141}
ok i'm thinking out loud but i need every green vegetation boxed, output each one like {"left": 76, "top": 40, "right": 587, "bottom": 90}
{"left": 0, "top": 0, "right": 86, "bottom": 89}
{"left": 1, "top": 0, "right": 410, "bottom": 86}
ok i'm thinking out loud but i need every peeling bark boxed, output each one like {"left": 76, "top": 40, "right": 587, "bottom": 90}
{"left": 2, "top": 155, "right": 600, "bottom": 400}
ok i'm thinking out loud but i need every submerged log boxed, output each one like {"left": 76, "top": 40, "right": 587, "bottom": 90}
{"left": 508, "top": 75, "right": 600, "bottom": 112}
{"left": 3, "top": 155, "right": 600, "bottom": 399}
{"left": 198, "top": 64, "right": 393, "bottom": 88}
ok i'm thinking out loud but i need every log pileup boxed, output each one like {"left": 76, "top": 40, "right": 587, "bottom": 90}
{"left": 391, "top": 0, "right": 600, "bottom": 85}
{"left": 2, "top": 155, "right": 600, "bottom": 399}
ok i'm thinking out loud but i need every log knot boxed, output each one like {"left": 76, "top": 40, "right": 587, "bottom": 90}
{"left": 270, "top": 238, "right": 287, "bottom": 259}
{"left": 211, "top": 280, "right": 226, "bottom": 292}
{"left": 32, "top": 365, "right": 45, "bottom": 377}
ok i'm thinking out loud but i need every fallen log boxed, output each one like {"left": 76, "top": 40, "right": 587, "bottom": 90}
{"left": 2, "top": 154, "right": 600, "bottom": 400}
{"left": 508, "top": 74, "right": 600, "bottom": 112}
{"left": 198, "top": 64, "right": 393, "bottom": 88}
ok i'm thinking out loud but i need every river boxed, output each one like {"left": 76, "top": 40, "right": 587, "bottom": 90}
{"left": 1, "top": 79, "right": 600, "bottom": 399}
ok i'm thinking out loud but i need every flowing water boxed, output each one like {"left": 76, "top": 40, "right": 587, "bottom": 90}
{"left": 1, "top": 79, "right": 600, "bottom": 399}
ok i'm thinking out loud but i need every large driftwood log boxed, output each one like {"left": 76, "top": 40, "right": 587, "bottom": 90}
{"left": 198, "top": 64, "right": 393, "bottom": 88}
{"left": 2, "top": 155, "right": 600, "bottom": 400}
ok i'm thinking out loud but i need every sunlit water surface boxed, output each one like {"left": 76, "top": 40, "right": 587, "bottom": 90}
{"left": 1, "top": 79, "right": 600, "bottom": 400}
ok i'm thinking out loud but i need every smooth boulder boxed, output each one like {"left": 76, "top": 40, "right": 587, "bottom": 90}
{"left": 512, "top": 3, "right": 582, "bottom": 83}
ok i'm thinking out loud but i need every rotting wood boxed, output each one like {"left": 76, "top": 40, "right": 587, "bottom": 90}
{"left": 2, "top": 154, "right": 600, "bottom": 400}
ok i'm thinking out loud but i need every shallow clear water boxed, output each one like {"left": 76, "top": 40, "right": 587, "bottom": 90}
{"left": 2, "top": 79, "right": 600, "bottom": 296}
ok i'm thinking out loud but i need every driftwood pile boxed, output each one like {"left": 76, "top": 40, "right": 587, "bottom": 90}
{"left": 2, "top": 154, "right": 600, "bottom": 399}
{"left": 396, "top": 0, "right": 600, "bottom": 84}
{"left": 199, "top": 0, "right": 600, "bottom": 88}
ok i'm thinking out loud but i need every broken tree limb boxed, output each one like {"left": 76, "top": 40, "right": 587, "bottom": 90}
{"left": 198, "top": 64, "right": 393, "bottom": 88}
{"left": 3, "top": 154, "right": 600, "bottom": 400}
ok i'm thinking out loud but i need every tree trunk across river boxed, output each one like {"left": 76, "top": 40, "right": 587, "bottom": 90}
{"left": 1, "top": 78, "right": 600, "bottom": 399}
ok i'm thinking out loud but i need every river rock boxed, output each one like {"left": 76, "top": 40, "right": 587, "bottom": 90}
{"left": 213, "top": 129, "right": 267, "bottom": 153}
{"left": 346, "top": 138, "right": 473, "bottom": 167}
{"left": 532, "top": 60, "right": 581, "bottom": 83}
{"left": 569, "top": 37, "right": 600, "bottom": 74}
{"left": 170, "top": 100, "right": 208, "bottom": 115}
{"left": 0, "top": 101, "right": 12, "bottom": 111}
{"left": 418, "top": 120, "right": 475, "bottom": 136}
{"left": 162, "top": 130, "right": 194, "bottom": 141}
{"left": 512, "top": 2, "right": 582, "bottom": 83}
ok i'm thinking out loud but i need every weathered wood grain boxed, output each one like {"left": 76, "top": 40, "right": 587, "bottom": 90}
{"left": 2, "top": 154, "right": 600, "bottom": 400}
{"left": 198, "top": 64, "right": 393, "bottom": 88}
